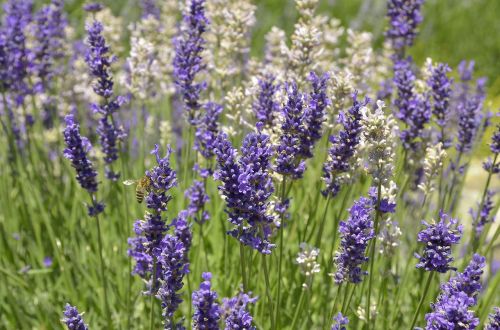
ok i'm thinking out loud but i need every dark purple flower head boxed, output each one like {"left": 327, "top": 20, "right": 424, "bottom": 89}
{"left": 456, "top": 78, "right": 486, "bottom": 154}
{"left": 425, "top": 291, "right": 479, "bottom": 330}
{"left": 172, "top": 210, "right": 192, "bottom": 264}
{"left": 485, "top": 307, "right": 500, "bottom": 330}
{"left": 393, "top": 57, "right": 415, "bottom": 120}
{"left": 334, "top": 197, "right": 374, "bottom": 284}
{"left": 275, "top": 82, "right": 307, "bottom": 179}
{"left": 441, "top": 253, "right": 485, "bottom": 305}
{"left": 62, "top": 304, "right": 88, "bottom": 330}
{"left": 415, "top": 212, "right": 463, "bottom": 273}
{"left": 331, "top": 312, "right": 349, "bottom": 330}
{"left": 214, "top": 132, "right": 276, "bottom": 254}
{"left": 83, "top": 2, "right": 103, "bottom": 13}
{"left": 194, "top": 102, "right": 223, "bottom": 159}
{"left": 471, "top": 190, "right": 495, "bottom": 237}
{"left": 192, "top": 272, "right": 221, "bottom": 330}
{"left": 428, "top": 63, "right": 453, "bottom": 148}
{"left": 173, "top": 0, "right": 208, "bottom": 125}
{"left": 489, "top": 124, "right": 500, "bottom": 155}
{"left": 222, "top": 291, "right": 258, "bottom": 330}
{"left": 322, "top": 92, "right": 367, "bottom": 197}
{"left": 85, "top": 20, "right": 126, "bottom": 179}
{"left": 385, "top": 0, "right": 424, "bottom": 55}
{"left": 458, "top": 60, "right": 475, "bottom": 83}
{"left": 253, "top": 75, "right": 279, "bottom": 127}
{"left": 185, "top": 181, "right": 210, "bottom": 224}
{"left": 30, "top": 0, "right": 66, "bottom": 91}
{"left": 63, "top": 115, "right": 99, "bottom": 194}
{"left": 1, "top": 0, "right": 32, "bottom": 103}
{"left": 483, "top": 158, "right": 500, "bottom": 175}
{"left": 140, "top": 0, "right": 160, "bottom": 19}
{"left": 157, "top": 233, "right": 189, "bottom": 327}
{"left": 148, "top": 144, "right": 178, "bottom": 193}
{"left": 300, "top": 71, "right": 330, "bottom": 158}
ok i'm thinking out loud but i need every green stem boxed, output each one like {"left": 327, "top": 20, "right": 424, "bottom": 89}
{"left": 149, "top": 259, "right": 157, "bottom": 330}
{"left": 95, "top": 211, "right": 112, "bottom": 328}
{"left": 314, "top": 196, "right": 331, "bottom": 246}
{"left": 366, "top": 182, "right": 382, "bottom": 325}
{"left": 409, "top": 272, "right": 434, "bottom": 330}
{"left": 274, "top": 177, "right": 288, "bottom": 330}
{"left": 290, "top": 288, "right": 306, "bottom": 329}
{"left": 262, "top": 254, "right": 276, "bottom": 330}
{"left": 239, "top": 241, "right": 248, "bottom": 291}
{"left": 329, "top": 284, "right": 343, "bottom": 325}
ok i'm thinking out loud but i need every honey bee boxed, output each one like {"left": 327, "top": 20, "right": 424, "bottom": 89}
{"left": 123, "top": 176, "right": 152, "bottom": 203}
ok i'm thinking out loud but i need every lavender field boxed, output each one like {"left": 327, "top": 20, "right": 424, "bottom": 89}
{"left": 0, "top": 0, "right": 499, "bottom": 329}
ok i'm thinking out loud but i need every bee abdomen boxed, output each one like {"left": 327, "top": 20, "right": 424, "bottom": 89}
{"left": 136, "top": 191, "right": 144, "bottom": 203}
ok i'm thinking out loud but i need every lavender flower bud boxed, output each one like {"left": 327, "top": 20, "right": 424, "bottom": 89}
{"left": 63, "top": 115, "right": 100, "bottom": 194}
{"left": 415, "top": 212, "right": 463, "bottom": 273}
{"left": 62, "top": 304, "right": 88, "bottom": 330}
{"left": 333, "top": 197, "right": 374, "bottom": 284}
{"left": 386, "top": 0, "right": 424, "bottom": 55}
{"left": 322, "top": 92, "right": 366, "bottom": 198}
{"left": 485, "top": 307, "right": 500, "bottom": 330}
{"left": 428, "top": 63, "right": 452, "bottom": 148}
{"left": 331, "top": 312, "right": 349, "bottom": 330}
{"left": 185, "top": 181, "right": 210, "bottom": 224}
{"left": 252, "top": 74, "right": 279, "bottom": 127}
{"left": 441, "top": 253, "right": 486, "bottom": 304}
{"left": 192, "top": 272, "right": 221, "bottom": 330}
{"left": 194, "top": 102, "right": 223, "bottom": 160}
{"left": 425, "top": 291, "right": 479, "bottom": 330}
{"left": 222, "top": 291, "right": 258, "bottom": 330}
{"left": 173, "top": 0, "right": 208, "bottom": 125}
{"left": 471, "top": 190, "right": 495, "bottom": 237}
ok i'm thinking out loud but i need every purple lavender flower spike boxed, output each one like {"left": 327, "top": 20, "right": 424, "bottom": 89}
{"left": 157, "top": 234, "right": 189, "bottom": 328}
{"left": 393, "top": 57, "right": 415, "bottom": 121}
{"left": 458, "top": 60, "right": 475, "bottom": 83}
{"left": 194, "top": 102, "right": 223, "bottom": 161}
{"left": 128, "top": 145, "right": 177, "bottom": 282}
{"left": 222, "top": 291, "right": 258, "bottom": 330}
{"left": 331, "top": 312, "right": 349, "bottom": 330}
{"left": 63, "top": 115, "right": 104, "bottom": 216}
{"left": 485, "top": 307, "right": 500, "bottom": 330}
{"left": 140, "top": 0, "right": 160, "bottom": 19}
{"left": 425, "top": 291, "right": 479, "bottom": 330}
{"left": 85, "top": 20, "right": 125, "bottom": 180}
{"left": 415, "top": 212, "right": 462, "bottom": 273}
{"left": 173, "top": 0, "right": 208, "bottom": 125}
{"left": 441, "top": 253, "right": 485, "bottom": 304}
{"left": 83, "top": 3, "right": 103, "bottom": 13}
{"left": 300, "top": 71, "right": 330, "bottom": 158}
{"left": 322, "top": 92, "right": 366, "bottom": 198}
{"left": 214, "top": 132, "right": 276, "bottom": 254}
{"left": 471, "top": 190, "right": 495, "bottom": 237}
{"left": 185, "top": 181, "right": 210, "bottom": 224}
{"left": 428, "top": 63, "right": 453, "bottom": 148}
{"left": 1, "top": 0, "right": 32, "bottom": 105}
{"left": 192, "top": 272, "right": 221, "bottom": 330}
{"left": 333, "top": 197, "right": 374, "bottom": 284}
{"left": 386, "top": 0, "right": 424, "bottom": 57}
{"left": 172, "top": 210, "right": 192, "bottom": 264}
{"left": 253, "top": 75, "right": 279, "bottom": 127}
{"left": 275, "top": 82, "right": 307, "bottom": 179}
{"left": 483, "top": 123, "right": 500, "bottom": 174}
{"left": 62, "top": 304, "right": 88, "bottom": 330}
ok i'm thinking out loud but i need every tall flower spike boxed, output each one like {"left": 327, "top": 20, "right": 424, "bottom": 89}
{"left": 483, "top": 124, "right": 500, "bottom": 174}
{"left": 275, "top": 82, "right": 307, "bottom": 179}
{"left": 85, "top": 20, "right": 125, "bottom": 180}
{"left": 173, "top": 0, "right": 208, "bottom": 125}
{"left": 385, "top": 0, "right": 424, "bottom": 56}
{"left": 415, "top": 212, "right": 462, "bottom": 273}
{"left": 418, "top": 143, "right": 446, "bottom": 195}
{"left": 300, "top": 71, "right": 330, "bottom": 158}
{"left": 428, "top": 63, "right": 452, "bottom": 148}
{"left": 425, "top": 291, "right": 479, "bottom": 330}
{"left": 333, "top": 197, "right": 374, "bottom": 284}
{"left": 194, "top": 101, "right": 223, "bottom": 160}
{"left": 485, "top": 307, "right": 500, "bottom": 330}
{"left": 157, "top": 234, "right": 189, "bottom": 328}
{"left": 62, "top": 304, "right": 88, "bottom": 330}
{"left": 471, "top": 190, "right": 495, "bottom": 237}
{"left": 331, "top": 312, "right": 349, "bottom": 330}
{"left": 222, "top": 291, "right": 258, "bottom": 330}
{"left": 360, "top": 100, "right": 396, "bottom": 187}
{"left": 322, "top": 92, "right": 367, "bottom": 198}
{"left": 172, "top": 210, "right": 193, "bottom": 264}
{"left": 185, "top": 180, "right": 210, "bottom": 224}
{"left": 252, "top": 74, "right": 280, "bottom": 128}
{"left": 192, "top": 272, "right": 222, "bottom": 330}
{"left": 214, "top": 132, "right": 276, "bottom": 254}
{"left": 456, "top": 78, "right": 485, "bottom": 153}
{"left": 441, "top": 253, "right": 485, "bottom": 304}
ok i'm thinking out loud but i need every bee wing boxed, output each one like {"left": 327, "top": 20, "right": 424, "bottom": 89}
{"left": 123, "top": 180, "right": 137, "bottom": 185}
